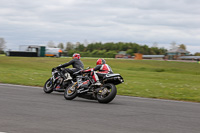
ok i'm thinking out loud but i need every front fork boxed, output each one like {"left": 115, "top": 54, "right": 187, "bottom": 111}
{"left": 51, "top": 76, "right": 63, "bottom": 89}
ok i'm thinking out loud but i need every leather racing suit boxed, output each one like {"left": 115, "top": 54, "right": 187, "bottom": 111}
{"left": 83, "top": 64, "right": 113, "bottom": 84}
{"left": 57, "top": 58, "right": 84, "bottom": 75}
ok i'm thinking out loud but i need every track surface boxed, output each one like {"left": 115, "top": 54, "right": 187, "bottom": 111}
{"left": 0, "top": 84, "right": 200, "bottom": 133}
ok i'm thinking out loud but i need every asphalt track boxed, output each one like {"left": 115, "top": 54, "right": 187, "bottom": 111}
{"left": 0, "top": 84, "right": 200, "bottom": 133}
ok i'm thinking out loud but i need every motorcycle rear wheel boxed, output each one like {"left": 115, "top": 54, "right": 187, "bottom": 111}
{"left": 97, "top": 83, "right": 117, "bottom": 104}
{"left": 43, "top": 78, "right": 54, "bottom": 93}
{"left": 64, "top": 83, "right": 77, "bottom": 100}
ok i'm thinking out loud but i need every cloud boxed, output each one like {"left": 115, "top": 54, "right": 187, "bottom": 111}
{"left": 0, "top": 0, "right": 200, "bottom": 53}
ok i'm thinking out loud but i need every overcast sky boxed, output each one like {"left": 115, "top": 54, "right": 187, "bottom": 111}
{"left": 0, "top": 0, "right": 200, "bottom": 53}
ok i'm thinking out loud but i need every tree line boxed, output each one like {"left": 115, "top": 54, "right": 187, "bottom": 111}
{"left": 63, "top": 42, "right": 167, "bottom": 58}
{"left": 1, "top": 38, "right": 199, "bottom": 57}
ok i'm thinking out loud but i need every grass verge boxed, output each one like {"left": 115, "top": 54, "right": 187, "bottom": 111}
{"left": 0, "top": 56, "right": 200, "bottom": 102}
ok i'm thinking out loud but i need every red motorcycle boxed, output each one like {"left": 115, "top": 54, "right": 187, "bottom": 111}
{"left": 64, "top": 69, "right": 124, "bottom": 103}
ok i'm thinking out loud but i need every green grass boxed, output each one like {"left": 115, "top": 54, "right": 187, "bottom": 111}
{"left": 0, "top": 56, "right": 200, "bottom": 102}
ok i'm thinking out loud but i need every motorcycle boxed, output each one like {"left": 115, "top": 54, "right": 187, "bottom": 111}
{"left": 43, "top": 67, "right": 74, "bottom": 93}
{"left": 64, "top": 69, "right": 124, "bottom": 103}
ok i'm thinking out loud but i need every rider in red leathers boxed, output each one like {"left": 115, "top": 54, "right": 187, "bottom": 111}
{"left": 83, "top": 59, "right": 113, "bottom": 86}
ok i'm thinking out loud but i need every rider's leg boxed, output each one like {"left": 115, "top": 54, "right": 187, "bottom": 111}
{"left": 91, "top": 71, "right": 101, "bottom": 86}
{"left": 63, "top": 68, "right": 75, "bottom": 81}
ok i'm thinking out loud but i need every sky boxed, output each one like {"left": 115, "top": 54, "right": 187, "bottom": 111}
{"left": 0, "top": 0, "right": 200, "bottom": 54}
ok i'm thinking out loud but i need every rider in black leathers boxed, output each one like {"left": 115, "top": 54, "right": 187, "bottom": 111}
{"left": 56, "top": 53, "right": 84, "bottom": 77}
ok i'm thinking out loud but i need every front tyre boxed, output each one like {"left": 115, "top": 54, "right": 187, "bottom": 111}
{"left": 43, "top": 78, "right": 54, "bottom": 93}
{"left": 97, "top": 83, "right": 117, "bottom": 104}
{"left": 64, "top": 83, "right": 77, "bottom": 100}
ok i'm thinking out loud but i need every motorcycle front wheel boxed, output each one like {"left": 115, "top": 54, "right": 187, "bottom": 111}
{"left": 43, "top": 78, "right": 54, "bottom": 93}
{"left": 97, "top": 83, "right": 117, "bottom": 104}
{"left": 64, "top": 83, "right": 77, "bottom": 100}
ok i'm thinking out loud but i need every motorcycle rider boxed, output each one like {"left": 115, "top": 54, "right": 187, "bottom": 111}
{"left": 82, "top": 58, "right": 113, "bottom": 86}
{"left": 56, "top": 53, "right": 84, "bottom": 83}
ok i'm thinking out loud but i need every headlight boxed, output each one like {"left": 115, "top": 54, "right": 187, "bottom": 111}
{"left": 118, "top": 76, "right": 124, "bottom": 82}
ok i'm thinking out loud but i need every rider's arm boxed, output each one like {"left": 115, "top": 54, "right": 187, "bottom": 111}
{"left": 83, "top": 68, "right": 94, "bottom": 73}
{"left": 58, "top": 59, "right": 75, "bottom": 68}
{"left": 83, "top": 65, "right": 101, "bottom": 73}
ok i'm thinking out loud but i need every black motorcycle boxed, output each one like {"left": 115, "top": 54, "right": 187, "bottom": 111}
{"left": 64, "top": 69, "right": 124, "bottom": 103}
{"left": 43, "top": 68, "right": 74, "bottom": 93}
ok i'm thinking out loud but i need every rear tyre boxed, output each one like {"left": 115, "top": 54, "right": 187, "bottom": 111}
{"left": 64, "top": 83, "right": 77, "bottom": 100}
{"left": 43, "top": 78, "right": 54, "bottom": 93}
{"left": 97, "top": 83, "right": 117, "bottom": 104}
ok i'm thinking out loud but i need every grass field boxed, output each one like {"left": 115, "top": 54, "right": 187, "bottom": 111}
{"left": 0, "top": 56, "right": 200, "bottom": 102}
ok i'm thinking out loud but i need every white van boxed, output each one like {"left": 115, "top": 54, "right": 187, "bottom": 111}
{"left": 45, "top": 48, "right": 62, "bottom": 57}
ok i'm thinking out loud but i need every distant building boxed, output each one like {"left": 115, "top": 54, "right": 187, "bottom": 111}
{"left": 179, "top": 56, "right": 200, "bottom": 61}
{"left": 116, "top": 51, "right": 165, "bottom": 60}
{"left": 45, "top": 48, "right": 62, "bottom": 57}
{"left": 134, "top": 53, "right": 143, "bottom": 60}
{"left": 6, "top": 45, "right": 62, "bottom": 57}
{"left": 142, "top": 55, "right": 165, "bottom": 60}
{"left": 166, "top": 48, "right": 190, "bottom": 60}
{"left": 6, "top": 45, "right": 46, "bottom": 57}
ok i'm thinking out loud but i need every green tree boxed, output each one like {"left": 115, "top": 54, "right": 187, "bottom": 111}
{"left": 69, "top": 41, "right": 167, "bottom": 58}
{"left": 179, "top": 44, "right": 186, "bottom": 50}
{"left": 194, "top": 52, "right": 200, "bottom": 56}
{"left": 132, "top": 43, "right": 140, "bottom": 53}
{"left": 57, "top": 43, "right": 64, "bottom": 49}
{"left": 126, "top": 49, "right": 133, "bottom": 55}
{"left": 149, "top": 48, "right": 156, "bottom": 55}
{"left": 91, "top": 50, "right": 99, "bottom": 55}
{"left": 98, "top": 50, "right": 106, "bottom": 56}
{"left": 142, "top": 45, "right": 149, "bottom": 54}
{"left": 87, "top": 44, "right": 94, "bottom": 52}
{"left": 105, "top": 50, "right": 117, "bottom": 58}
{"left": 65, "top": 42, "right": 73, "bottom": 51}
{"left": 76, "top": 44, "right": 85, "bottom": 51}
{"left": 0, "top": 38, "right": 6, "bottom": 53}
{"left": 68, "top": 49, "right": 76, "bottom": 56}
